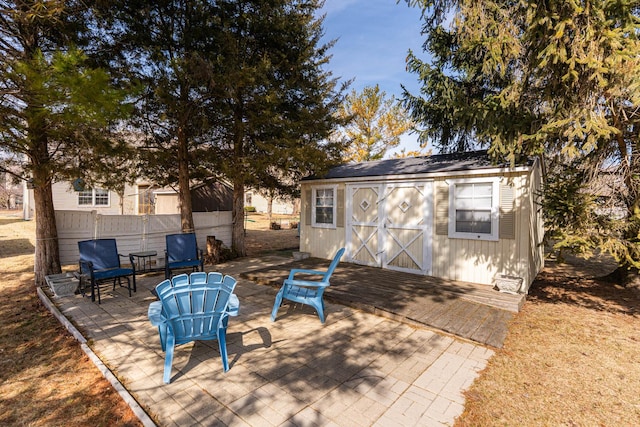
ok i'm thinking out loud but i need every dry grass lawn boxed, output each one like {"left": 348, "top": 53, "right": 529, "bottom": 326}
{"left": 2, "top": 210, "right": 639, "bottom": 425}
{"left": 456, "top": 266, "right": 640, "bottom": 426}
{"left": 0, "top": 212, "right": 141, "bottom": 426}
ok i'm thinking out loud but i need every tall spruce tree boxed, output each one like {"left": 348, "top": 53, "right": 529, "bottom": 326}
{"left": 404, "top": 0, "right": 640, "bottom": 282}
{"left": 0, "top": 2, "right": 133, "bottom": 286}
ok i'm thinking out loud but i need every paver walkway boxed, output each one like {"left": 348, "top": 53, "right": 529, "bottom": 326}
{"left": 45, "top": 255, "right": 496, "bottom": 427}
{"left": 244, "top": 257, "right": 524, "bottom": 348}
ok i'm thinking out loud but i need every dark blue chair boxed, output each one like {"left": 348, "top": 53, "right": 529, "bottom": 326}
{"left": 148, "top": 272, "right": 239, "bottom": 383}
{"left": 164, "top": 233, "right": 204, "bottom": 279}
{"left": 78, "top": 239, "right": 136, "bottom": 304}
{"left": 271, "top": 248, "right": 345, "bottom": 324}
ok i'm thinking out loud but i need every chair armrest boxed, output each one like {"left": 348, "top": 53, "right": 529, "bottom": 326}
{"left": 78, "top": 259, "right": 94, "bottom": 275}
{"left": 284, "top": 278, "right": 330, "bottom": 288}
{"left": 148, "top": 301, "right": 166, "bottom": 326}
{"left": 288, "top": 268, "right": 327, "bottom": 280}
{"left": 227, "top": 294, "right": 239, "bottom": 316}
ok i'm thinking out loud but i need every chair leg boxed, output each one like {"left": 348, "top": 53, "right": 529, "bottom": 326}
{"left": 158, "top": 325, "right": 167, "bottom": 352}
{"left": 271, "top": 289, "right": 284, "bottom": 322}
{"left": 96, "top": 284, "right": 101, "bottom": 304}
{"left": 311, "top": 300, "right": 325, "bottom": 324}
{"left": 218, "top": 327, "right": 229, "bottom": 372}
{"left": 163, "top": 333, "right": 176, "bottom": 384}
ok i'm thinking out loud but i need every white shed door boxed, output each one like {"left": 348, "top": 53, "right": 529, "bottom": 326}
{"left": 346, "top": 182, "right": 432, "bottom": 274}
{"left": 347, "top": 185, "right": 383, "bottom": 267}
{"left": 381, "top": 182, "right": 432, "bottom": 275}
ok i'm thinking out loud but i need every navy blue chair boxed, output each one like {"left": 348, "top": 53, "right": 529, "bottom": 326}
{"left": 271, "top": 248, "right": 345, "bottom": 324}
{"left": 78, "top": 239, "right": 136, "bottom": 304}
{"left": 164, "top": 233, "right": 204, "bottom": 279}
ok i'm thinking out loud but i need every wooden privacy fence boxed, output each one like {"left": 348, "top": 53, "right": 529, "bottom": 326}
{"left": 56, "top": 210, "right": 233, "bottom": 266}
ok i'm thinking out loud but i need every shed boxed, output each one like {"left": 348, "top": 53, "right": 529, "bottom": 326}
{"left": 299, "top": 150, "right": 544, "bottom": 293}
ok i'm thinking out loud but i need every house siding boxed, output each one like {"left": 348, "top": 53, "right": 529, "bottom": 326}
{"left": 51, "top": 181, "right": 137, "bottom": 215}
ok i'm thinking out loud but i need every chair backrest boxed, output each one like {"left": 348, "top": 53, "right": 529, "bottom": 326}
{"left": 166, "top": 233, "right": 198, "bottom": 263}
{"left": 159, "top": 275, "right": 237, "bottom": 341}
{"left": 78, "top": 239, "right": 121, "bottom": 271}
{"left": 324, "top": 247, "right": 346, "bottom": 281}
{"left": 207, "top": 272, "right": 223, "bottom": 285}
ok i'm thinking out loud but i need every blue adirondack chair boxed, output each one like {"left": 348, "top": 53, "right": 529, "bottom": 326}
{"left": 165, "top": 233, "right": 204, "bottom": 279}
{"left": 148, "top": 272, "right": 239, "bottom": 384}
{"left": 78, "top": 239, "right": 136, "bottom": 304}
{"left": 271, "top": 248, "right": 345, "bottom": 324}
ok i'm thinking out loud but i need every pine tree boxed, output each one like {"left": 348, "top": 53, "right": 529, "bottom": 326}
{"left": 0, "top": 2, "right": 133, "bottom": 285}
{"left": 202, "top": 0, "right": 347, "bottom": 256}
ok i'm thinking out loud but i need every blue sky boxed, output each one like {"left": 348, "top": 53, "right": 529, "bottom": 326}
{"left": 318, "top": 0, "right": 428, "bottom": 155}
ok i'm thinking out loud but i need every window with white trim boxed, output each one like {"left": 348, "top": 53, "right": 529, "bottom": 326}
{"left": 78, "top": 188, "right": 110, "bottom": 207}
{"left": 312, "top": 185, "right": 337, "bottom": 228}
{"left": 448, "top": 178, "right": 499, "bottom": 241}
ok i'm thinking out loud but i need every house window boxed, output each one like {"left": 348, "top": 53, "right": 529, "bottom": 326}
{"left": 448, "top": 179, "right": 499, "bottom": 241}
{"left": 312, "top": 185, "right": 337, "bottom": 228}
{"left": 78, "top": 189, "right": 110, "bottom": 207}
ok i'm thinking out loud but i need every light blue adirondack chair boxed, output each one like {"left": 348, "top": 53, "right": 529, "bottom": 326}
{"left": 164, "top": 233, "right": 204, "bottom": 279}
{"left": 148, "top": 272, "right": 239, "bottom": 384}
{"left": 78, "top": 238, "right": 136, "bottom": 304}
{"left": 270, "top": 248, "right": 345, "bottom": 324}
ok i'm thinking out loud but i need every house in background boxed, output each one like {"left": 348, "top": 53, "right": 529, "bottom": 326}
{"left": 299, "top": 151, "right": 544, "bottom": 293}
{"left": 23, "top": 179, "right": 234, "bottom": 218}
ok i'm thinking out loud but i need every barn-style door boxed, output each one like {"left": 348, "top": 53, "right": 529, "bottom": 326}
{"left": 346, "top": 182, "right": 432, "bottom": 275}
{"left": 346, "top": 185, "right": 383, "bottom": 267}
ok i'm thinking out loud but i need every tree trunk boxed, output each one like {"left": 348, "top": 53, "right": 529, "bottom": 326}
{"left": 33, "top": 179, "right": 61, "bottom": 287}
{"left": 231, "top": 179, "right": 246, "bottom": 257}
{"left": 267, "top": 195, "right": 273, "bottom": 223}
{"left": 177, "top": 124, "right": 194, "bottom": 233}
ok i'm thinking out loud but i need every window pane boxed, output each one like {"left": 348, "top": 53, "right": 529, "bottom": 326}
{"left": 454, "top": 182, "right": 493, "bottom": 235}
{"left": 474, "top": 183, "right": 493, "bottom": 197}
{"left": 315, "top": 207, "right": 333, "bottom": 224}
{"left": 94, "top": 189, "right": 109, "bottom": 206}
{"left": 78, "top": 191, "right": 93, "bottom": 205}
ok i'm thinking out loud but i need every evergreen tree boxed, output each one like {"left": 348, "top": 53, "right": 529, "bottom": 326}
{"left": 404, "top": 0, "right": 640, "bottom": 282}
{"left": 0, "top": 2, "right": 133, "bottom": 285}
{"left": 109, "top": 0, "right": 225, "bottom": 233}
{"left": 204, "top": 0, "right": 347, "bottom": 256}
{"left": 338, "top": 84, "right": 414, "bottom": 162}
{"left": 113, "top": 0, "right": 346, "bottom": 255}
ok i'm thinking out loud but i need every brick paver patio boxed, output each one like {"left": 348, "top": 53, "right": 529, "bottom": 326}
{"left": 43, "top": 255, "right": 495, "bottom": 426}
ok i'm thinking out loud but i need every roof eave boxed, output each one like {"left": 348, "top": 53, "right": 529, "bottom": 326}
{"left": 301, "top": 164, "right": 534, "bottom": 184}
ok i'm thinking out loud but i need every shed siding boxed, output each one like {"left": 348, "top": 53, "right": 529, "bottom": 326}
{"left": 526, "top": 160, "right": 545, "bottom": 292}
{"left": 431, "top": 172, "right": 532, "bottom": 286}
{"left": 300, "top": 183, "right": 346, "bottom": 259}
{"left": 300, "top": 164, "right": 542, "bottom": 289}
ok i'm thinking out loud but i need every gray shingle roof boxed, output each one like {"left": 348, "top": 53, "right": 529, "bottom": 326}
{"left": 305, "top": 150, "right": 519, "bottom": 181}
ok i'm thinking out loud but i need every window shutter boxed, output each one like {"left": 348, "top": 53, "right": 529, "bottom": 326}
{"left": 336, "top": 188, "right": 345, "bottom": 228}
{"left": 499, "top": 184, "right": 515, "bottom": 239}
{"left": 304, "top": 189, "right": 311, "bottom": 226}
{"left": 435, "top": 184, "right": 449, "bottom": 236}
